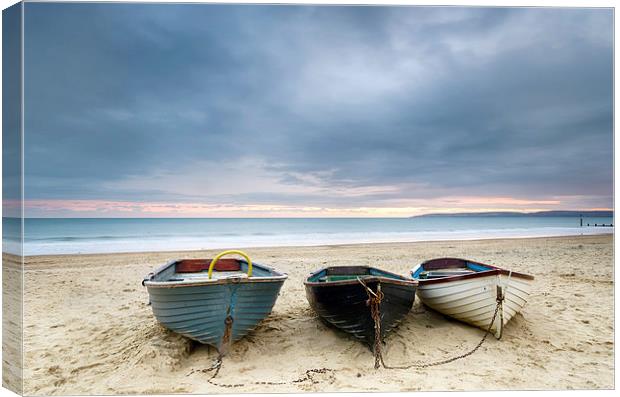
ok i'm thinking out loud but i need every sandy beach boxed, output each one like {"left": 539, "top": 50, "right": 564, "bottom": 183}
{"left": 13, "top": 234, "right": 614, "bottom": 394}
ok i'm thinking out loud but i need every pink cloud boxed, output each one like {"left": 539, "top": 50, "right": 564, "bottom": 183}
{"left": 17, "top": 198, "right": 611, "bottom": 218}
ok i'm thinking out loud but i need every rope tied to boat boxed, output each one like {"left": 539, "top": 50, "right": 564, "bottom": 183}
{"left": 358, "top": 277, "right": 504, "bottom": 370}
{"left": 357, "top": 277, "right": 385, "bottom": 369}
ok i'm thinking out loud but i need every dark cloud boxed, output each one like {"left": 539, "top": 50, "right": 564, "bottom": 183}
{"left": 23, "top": 4, "right": 613, "bottom": 210}
{"left": 3, "top": 3, "right": 22, "bottom": 204}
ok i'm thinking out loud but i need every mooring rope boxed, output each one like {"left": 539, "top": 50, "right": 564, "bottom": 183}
{"left": 359, "top": 278, "right": 385, "bottom": 369}
{"left": 196, "top": 275, "right": 505, "bottom": 387}
{"left": 358, "top": 277, "right": 504, "bottom": 369}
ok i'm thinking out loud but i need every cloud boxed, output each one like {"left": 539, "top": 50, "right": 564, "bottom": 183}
{"left": 15, "top": 196, "right": 567, "bottom": 218}
{"left": 22, "top": 4, "right": 613, "bottom": 216}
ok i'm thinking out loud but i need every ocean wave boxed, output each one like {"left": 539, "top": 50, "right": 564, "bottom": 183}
{"left": 16, "top": 226, "right": 613, "bottom": 256}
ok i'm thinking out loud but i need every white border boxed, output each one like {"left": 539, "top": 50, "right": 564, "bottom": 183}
{"left": 0, "top": 2, "right": 616, "bottom": 397}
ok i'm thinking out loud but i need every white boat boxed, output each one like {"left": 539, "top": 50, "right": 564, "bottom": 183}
{"left": 410, "top": 258, "right": 534, "bottom": 339}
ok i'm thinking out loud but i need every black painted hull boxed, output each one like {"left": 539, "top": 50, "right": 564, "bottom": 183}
{"left": 304, "top": 269, "right": 417, "bottom": 348}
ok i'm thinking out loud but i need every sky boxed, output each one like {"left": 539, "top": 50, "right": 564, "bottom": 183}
{"left": 18, "top": 3, "right": 614, "bottom": 217}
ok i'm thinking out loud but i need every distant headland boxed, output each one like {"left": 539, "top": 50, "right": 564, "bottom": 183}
{"left": 412, "top": 210, "right": 614, "bottom": 218}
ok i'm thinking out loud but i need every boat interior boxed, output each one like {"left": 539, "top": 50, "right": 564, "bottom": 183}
{"left": 308, "top": 266, "right": 405, "bottom": 283}
{"left": 412, "top": 258, "right": 492, "bottom": 280}
{"left": 154, "top": 259, "right": 277, "bottom": 282}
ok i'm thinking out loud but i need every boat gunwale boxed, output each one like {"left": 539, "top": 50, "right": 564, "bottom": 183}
{"left": 303, "top": 265, "right": 418, "bottom": 288}
{"left": 410, "top": 257, "right": 534, "bottom": 285}
{"left": 143, "top": 259, "right": 288, "bottom": 288}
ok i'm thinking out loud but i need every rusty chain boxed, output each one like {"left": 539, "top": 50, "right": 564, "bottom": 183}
{"left": 358, "top": 278, "right": 385, "bottom": 369}
{"left": 359, "top": 277, "right": 503, "bottom": 370}
{"left": 192, "top": 277, "right": 502, "bottom": 388}
{"left": 192, "top": 314, "right": 334, "bottom": 388}
{"left": 204, "top": 358, "right": 334, "bottom": 388}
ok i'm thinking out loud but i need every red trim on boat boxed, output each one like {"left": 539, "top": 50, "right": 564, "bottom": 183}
{"left": 175, "top": 259, "right": 241, "bottom": 273}
{"left": 416, "top": 257, "right": 534, "bottom": 284}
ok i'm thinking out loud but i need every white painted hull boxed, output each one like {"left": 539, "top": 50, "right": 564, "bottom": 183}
{"left": 416, "top": 273, "right": 532, "bottom": 338}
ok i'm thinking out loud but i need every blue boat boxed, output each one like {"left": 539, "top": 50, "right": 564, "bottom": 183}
{"left": 143, "top": 250, "right": 287, "bottom": 354}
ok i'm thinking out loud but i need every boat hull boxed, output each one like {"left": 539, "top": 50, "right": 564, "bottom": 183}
{"left": 146, "top": 280, "right": 285, "bottom": 351}
{"left": 305, "top": 269, "right": 417, "bottom": 347}
{"left": 144, "top": 256, "right": 287, "bottom": 354}
{"left": 415, "top": 271, "right": 532, "bottom": 338}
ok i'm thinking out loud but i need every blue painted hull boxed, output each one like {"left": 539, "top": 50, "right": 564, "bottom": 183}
{"left": 147, "top": 281, "right": 284, "bottom": 350}
{"left": 143, "top": 258, "right": 287, "bottom": 354}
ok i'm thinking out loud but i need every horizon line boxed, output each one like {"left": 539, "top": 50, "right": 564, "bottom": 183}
{"left": 3, "top": 208, "right": 614, "bottom": 220}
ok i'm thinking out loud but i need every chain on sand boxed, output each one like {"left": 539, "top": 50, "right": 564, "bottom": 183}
{"left": 192, "top": 278, "right": 502, "bottom": 388}
{"left": 191, "top": 315, "right": 334, "bottom": 388}
{"left": 359, "top": 277, "right": 503, "bottom": 370}
{"left": 196, "top": 356, "right": 334, "bottom": 388}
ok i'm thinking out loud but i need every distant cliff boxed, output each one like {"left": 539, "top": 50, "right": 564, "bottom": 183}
{"left": 412, "top": 210, "right": 613, "bottom": 218}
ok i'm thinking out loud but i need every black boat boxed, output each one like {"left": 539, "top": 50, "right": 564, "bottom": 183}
{"left": 304, "top": 266, "right": 418, "bottom": 348}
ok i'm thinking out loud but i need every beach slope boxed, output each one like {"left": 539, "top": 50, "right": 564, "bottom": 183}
{"left": 20, "top": 234, "right": 613, "bottom": 394}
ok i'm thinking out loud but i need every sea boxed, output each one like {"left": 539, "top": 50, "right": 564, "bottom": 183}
{"left": 1, "top": 216, "right": 614, "bottom": 256}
